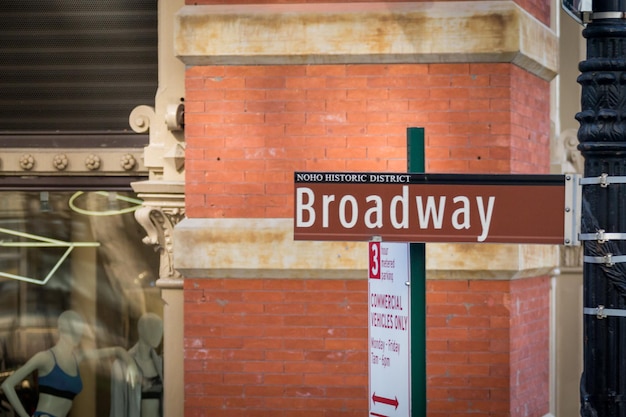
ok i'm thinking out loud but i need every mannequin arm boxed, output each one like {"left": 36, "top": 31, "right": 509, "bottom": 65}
{"left": 0, "top": 352, "right": 48, "bottom": 417}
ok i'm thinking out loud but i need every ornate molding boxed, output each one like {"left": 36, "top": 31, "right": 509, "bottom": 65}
{"left": 120, "top": 154, "right": 137, "bottom": 171}
{"left": 0, "top": 148, "right": 147, "bottom": 175}
{"left": 135, "top": 205, "right": 185, "bottom": 282}
{"left": 577, "top": 24, "right": 626, "bottom": 150}
{"left": 564, "top": 128, "right": 584, "bottom": 174}
{"left": 132, "top": 180, "right": 185, "bottom": 285}
{"left": 165, "top": 103, "right": 185, "bottom": 132}
{"left": 129, "top": 103, "right": 186, "bottom": 281}
{"left": 130, "top": 102, "right": 186, "bottom": 178}
{"left": 19, "top": 154, "right": 35, "bottom": 170}
{"left": 53, "top": 154, "right": 69, "bottom": 171}
{"left": 129, "top": 105, "right": 156, "bottom": 134}
{"left": 85, "top": 154, "right": 101, "bottom": 171}
{"left": 553, "top": 128, "right": 584, "bottom": 174}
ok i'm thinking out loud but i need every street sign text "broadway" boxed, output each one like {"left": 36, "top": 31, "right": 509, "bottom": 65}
{"left": 293, "top": 172, "right": 567, "bottom": 244}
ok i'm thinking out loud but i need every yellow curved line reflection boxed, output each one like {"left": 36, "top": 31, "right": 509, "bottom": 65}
{"left": 68, "top": 191, "right": 143, "bottom": 216}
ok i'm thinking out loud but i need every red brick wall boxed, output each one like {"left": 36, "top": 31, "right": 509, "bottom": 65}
{"left": 185, "top": 63, "right": 550, "bottom": 219}
{"left": 426, "top": 279, "right": 511, "bottom": 417}
{"left": 427, "top": 276, "right": 550, "bottom": 417}
{"left": 509, "top": 276, "right": 551, "bottom": 417}
{"left": 184, "top": 275, "right": 550, "bottom": 417}
{"left": 510, "top": 66, "right": 551, "bottom": 173}
{"left": 184, "top": 278, "right": 369, "bottom": 417}
{"left": 183, "top": 7, "right": 553, "bottom": 415}
{"left": 184, "top": 61, "right": 552, "bottom": 415}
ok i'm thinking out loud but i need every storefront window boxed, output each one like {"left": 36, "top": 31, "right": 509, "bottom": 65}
{"left": 0, "top": 190, "right": 160, "bottom": 417}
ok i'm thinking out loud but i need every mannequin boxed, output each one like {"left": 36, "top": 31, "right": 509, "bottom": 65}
{"left": 110, "top": 313, "right": 163, "bottom": 417}
{"left": 0, "top": 310, "right": 139, "bottom": 417}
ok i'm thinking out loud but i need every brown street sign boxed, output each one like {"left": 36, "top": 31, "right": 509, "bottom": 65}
{"left": 294, "top": 172, "right": 575, "bottom": 244}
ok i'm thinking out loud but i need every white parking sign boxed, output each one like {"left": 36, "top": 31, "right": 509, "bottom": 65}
{"left": 368, "top": 242, "right": 410, "bottom": 417}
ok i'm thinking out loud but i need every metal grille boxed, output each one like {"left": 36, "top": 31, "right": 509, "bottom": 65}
{"left": 0, "top": 0, "right": 157, "bottom": 141}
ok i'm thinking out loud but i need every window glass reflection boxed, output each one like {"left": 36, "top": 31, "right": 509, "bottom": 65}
{"left": 0, "top": 191, "right": 160, "bottom": 417}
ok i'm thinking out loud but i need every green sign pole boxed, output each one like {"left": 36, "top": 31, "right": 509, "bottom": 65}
{"left": 407, "top": 127, "right": 426, "bottom": 416}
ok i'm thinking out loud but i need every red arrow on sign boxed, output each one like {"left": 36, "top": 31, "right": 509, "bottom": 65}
{"left": 370, "top": 413, "right": 389, "bottom": 417}
{"left": 372, "top": 393, "right": 399, "bottom": 409}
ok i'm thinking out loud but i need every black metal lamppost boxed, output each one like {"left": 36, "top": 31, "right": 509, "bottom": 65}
{"left": 578, "top": 0, "right": 626, "bottom": 415}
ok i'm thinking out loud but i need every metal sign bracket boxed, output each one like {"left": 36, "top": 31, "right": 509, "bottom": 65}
{"left": 565, "top": 174, "right": 582, "bottom": 246}
{"left": 583, "top": 253, "right": 626, "bottom": 266}
{"left": 580, "top": 173, "right": 626, "bottom": 187}
{"left": 578, "top": 229, "right": 626, "bottom": 243}
{"left": 584, "top": 305, "right": 626, "bottom": 319}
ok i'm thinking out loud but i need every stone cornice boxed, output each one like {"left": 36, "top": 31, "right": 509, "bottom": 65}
{"left": 174, "top": 218, "right": 559, "bottom": 280}
{"left": 175, "top": 1, "right": 557, "bottom": 81}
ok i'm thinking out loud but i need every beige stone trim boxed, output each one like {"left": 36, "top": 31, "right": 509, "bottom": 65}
{"left": 160, "top": 288, "right": 184, "bottom": 417}
{"left": 0, "top": 148, "right": 146, "bottom": 175}
{"left": 175, "top": 1, "right": 557, "bottom": 81}
{"left": 175, "top": 218, "right": 367, "bottom": 279}
{"left": 174, "top": 218, "right": 559, "bottom": 280}
{"left": 427, "top": 242, "right": 559, "bottom": 280}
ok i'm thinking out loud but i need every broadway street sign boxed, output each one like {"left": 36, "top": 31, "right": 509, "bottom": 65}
{"left": 294, "top": 172, "right": 578, "bottom": 244}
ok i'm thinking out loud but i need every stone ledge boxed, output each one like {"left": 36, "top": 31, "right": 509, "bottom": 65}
{"left": 175, "top": 1, "right": 557, "bottom": 81}
{"left": 174, "top": 218, "right": 559, "bottom": 280}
